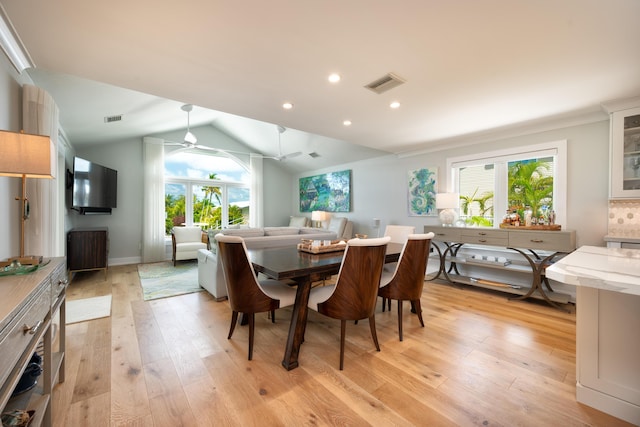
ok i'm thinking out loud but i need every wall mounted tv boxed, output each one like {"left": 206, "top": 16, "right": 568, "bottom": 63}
{"left": 71, "top": 157, "right": 118, "bottom": 214}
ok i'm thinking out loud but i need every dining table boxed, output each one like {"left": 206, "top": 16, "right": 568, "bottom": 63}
{"left": 248, "top": 242, "right": 403, "bottom": 370}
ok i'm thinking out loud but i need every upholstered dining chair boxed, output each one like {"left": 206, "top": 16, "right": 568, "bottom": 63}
{"left": 215, "top": 234, "right": 297, "bottom": 360}
{"left": 171, "top": 226, "right": 207, "bottom": 266}
{"left": 381, "top": 225, "right": 416, "bottom": 308}
{"left": 307, "top": 236, "right": 391, "bottom": 370}
{"left": 378, "top": 232, "right": 434, "bottom": 341}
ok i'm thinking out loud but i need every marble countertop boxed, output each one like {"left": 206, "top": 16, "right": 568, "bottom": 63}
{"left": 604, "top": 235, "right": 640, "bottom": 243}
{"left": 546, "top": 246, "right": 640, "bottom": 296}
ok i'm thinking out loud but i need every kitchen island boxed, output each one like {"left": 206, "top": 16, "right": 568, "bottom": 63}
{"left": 545, "top": 246, "right": 640, "bottom": 425}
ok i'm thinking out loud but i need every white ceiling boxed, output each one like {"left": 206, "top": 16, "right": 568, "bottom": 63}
{"left": 2, "top": 1, "right": 640, "bottom": 172}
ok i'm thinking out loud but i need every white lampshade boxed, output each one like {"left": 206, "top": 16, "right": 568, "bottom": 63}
{"left": 435, "top": 193, "right": 459, "bottom": 210}
{"left": 0, "top": 130, "right": 55, "bottom": 178}
{"left": 311, "top": 210, "right": 324, "bottom": 221}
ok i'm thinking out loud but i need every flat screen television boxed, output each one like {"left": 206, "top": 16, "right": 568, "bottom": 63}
{"left": 71, "top": 157, "right": 117, "bottom": 214}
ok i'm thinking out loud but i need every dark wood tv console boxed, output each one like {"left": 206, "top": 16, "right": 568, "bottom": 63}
{"left": 67, "top": 227, "right": 108, "bottom": 282}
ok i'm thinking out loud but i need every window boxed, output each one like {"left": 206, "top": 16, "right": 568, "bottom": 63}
{"left": 164, "top": 150, "right": 250, "bottom": 234}
{"left": 447, "top": 140, "right": 567, "bottom": 228}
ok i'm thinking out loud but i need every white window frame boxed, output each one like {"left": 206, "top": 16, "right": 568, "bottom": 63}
{"left": 446, "top": 140, "right": 567, "bottom": 227}
{"left": 164, "top": 150, "right": 250, "bottom": 232}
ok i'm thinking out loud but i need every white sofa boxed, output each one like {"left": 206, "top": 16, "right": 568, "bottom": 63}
{"left": 197, "top": 217, "right": 353, "bottom": 300}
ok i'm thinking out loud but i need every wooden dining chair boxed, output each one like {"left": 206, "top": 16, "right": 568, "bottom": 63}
{"left": 381, "top": 225, "right": 416, "bottom": 308}
{"left": 378, "top": 232, "right": 434, "bottom": 341}
{"left": 307, "top": 236, "right": 391, "bottom": 370}
{"left": 215, "top": 234, "right": 297, "bottom": 360}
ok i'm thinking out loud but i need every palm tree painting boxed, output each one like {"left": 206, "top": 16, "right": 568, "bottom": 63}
{"left": 408, "top": 167, "right": 437, "bottom": 216}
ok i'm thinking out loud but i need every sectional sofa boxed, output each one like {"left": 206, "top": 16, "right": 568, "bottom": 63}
{"left": 197, "top": 217, "right": 353, "bottom": 301}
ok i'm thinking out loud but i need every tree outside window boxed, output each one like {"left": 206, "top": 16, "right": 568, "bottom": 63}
{"left": 454, "top": 149, "right": 558, "bottom": 228}
{"left": 164, "top": 151, "right": 249, "bottom": 234}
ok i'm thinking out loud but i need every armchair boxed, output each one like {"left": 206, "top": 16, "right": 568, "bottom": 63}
{"left": 171, "top": 226, "right": 207, "bottom": 266}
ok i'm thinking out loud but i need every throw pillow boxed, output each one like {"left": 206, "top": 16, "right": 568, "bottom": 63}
{"left": 328, "top": 217, "right": 347, "bottom": 237}
{"left": 289, "top": 216, "right": 308, "bottom": 228}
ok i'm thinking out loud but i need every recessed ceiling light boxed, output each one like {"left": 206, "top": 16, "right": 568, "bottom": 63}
{"left": 282, "top": 102, "right": 293, "bottom": 110}
{"left": 343, "top": 120, "right": 352, "bottom": 126}
{"left": 390, "top": 101, "right": 401, "bottom": 109}
{"left": 328, "top": 73, "right": 341, "bottom": 83}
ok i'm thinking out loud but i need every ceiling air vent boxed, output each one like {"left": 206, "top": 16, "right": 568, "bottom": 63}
{"left": 104, "top": 114, "right": 123, "bottom": 123}
{"left": 308, "top": 152, "right": 320, "bottom": 158}
{"left": 364, "top": 72, "right": 406, "bottom": 94}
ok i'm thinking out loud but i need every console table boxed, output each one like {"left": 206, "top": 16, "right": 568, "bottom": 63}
{"left": 0, "top": 258, "right": 67, "bottom": 427}
{"left": 424, "top": 226, "right": 576, "bottom": 311}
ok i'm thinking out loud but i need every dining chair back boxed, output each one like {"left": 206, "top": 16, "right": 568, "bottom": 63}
{"left": 380, "top": 225, "right": 416, "bottom": 307}
{"left": 215, "top": 234, "right": 297, "bottom": 360}
{"left": 378, "top": 232, "right": 434, "bottom": 341}
{"left": 307, "top": 236, "right": 391, "bottom": 369}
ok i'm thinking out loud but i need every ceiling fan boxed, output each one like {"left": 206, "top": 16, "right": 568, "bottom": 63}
{"left": 265, "top": 125, "right": 302, "bottom": 161}
{"left": 165, "top": 104, "right": 217, "bottom": 151}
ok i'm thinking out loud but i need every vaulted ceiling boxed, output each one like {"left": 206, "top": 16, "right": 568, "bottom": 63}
{"left": 2, "top": 1, "right": 639, "bottom": 173}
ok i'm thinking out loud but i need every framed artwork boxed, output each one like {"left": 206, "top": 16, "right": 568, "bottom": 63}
{"left": 408, "top": 167, "right": 438, "bottom": 216}
{"left": 299, "top": 170, "right": 351, "bottom": 212}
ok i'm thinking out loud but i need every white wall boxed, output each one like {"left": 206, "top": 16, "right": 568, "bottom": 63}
{"left": 293, "top": 120, "right": 610, "bottom": 248}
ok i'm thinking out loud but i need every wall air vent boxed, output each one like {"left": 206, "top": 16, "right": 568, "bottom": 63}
{"left": 364, "top": 72, "right": 406, "bottom": 94}
{"left": 104, "top": 114, "right": 123, "bottom": 123}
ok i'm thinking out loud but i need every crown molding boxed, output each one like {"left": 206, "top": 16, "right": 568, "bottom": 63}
{"left": 0, "top": 5, "right": 34, "bottom": 73}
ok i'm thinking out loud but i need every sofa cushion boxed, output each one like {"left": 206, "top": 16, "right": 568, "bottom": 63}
{"left": 289, "top": 216, "right": 309, "bottom": 228}
{"left": 264, "top": 227, "right": 300, "bottom": 236}
{"left": 220, "top": 228, "right": 265, "bottom": 238}
{"left": 300, "top": 227, "right": 330, "bottom": 235}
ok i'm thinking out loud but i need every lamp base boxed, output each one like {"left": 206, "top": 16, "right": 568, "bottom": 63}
{"left": 439, "top": 209, "right": 458, "bottom": 226}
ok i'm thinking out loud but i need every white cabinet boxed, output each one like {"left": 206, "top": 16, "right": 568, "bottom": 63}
{"left": 610, "top": 106, "right": 640, "bottom": 198}
{"left": 546, "top": 247, "right": 640, "bottom": 425}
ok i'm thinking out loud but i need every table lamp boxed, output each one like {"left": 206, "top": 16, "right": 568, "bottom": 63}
{"left": 435, "top": 193, "right": 459, "bottom": 226}
{"left": 0, "top": 130, "right": 55, "bottom": 265}
{"left": 311, "top": 210, "right": 328, "bottom": 228}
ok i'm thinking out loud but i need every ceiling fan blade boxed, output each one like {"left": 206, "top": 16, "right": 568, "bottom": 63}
{"left": 184, "top": 131, "right": 197, "bottom": 144}
{"left": 193, "top": 144, "right": 218, "bottom": 152}
{"left": 281, "top": 151, "right": 302, "bottom": 160}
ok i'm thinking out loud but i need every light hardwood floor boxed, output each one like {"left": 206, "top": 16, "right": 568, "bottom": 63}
{"left": 51, "top": 264, "right": 634, "bottom": 427}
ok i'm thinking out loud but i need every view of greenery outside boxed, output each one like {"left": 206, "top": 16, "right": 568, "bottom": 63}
{"left": 457, "top": 158, "right": 554, "bottom": 227}
{"left": 458, "top": 164, "right": 495, "bottom": 226}
{"left": 165, "top": 193, "right": 246, "bottom": 234}
{"left": 507, "top": 159, "right": 553, "bottom": 220}
{"left": 165, "top": 171, "right": 248, "bottom": 235}
{"left": 164, "top": 150, "right": 251, "bottom": 235}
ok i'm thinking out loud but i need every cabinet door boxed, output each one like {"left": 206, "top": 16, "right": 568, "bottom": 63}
{"left": 610, "top": 106, "right": 640, "bottom": 198}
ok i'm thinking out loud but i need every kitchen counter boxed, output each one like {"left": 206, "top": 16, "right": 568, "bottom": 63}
{"left": 546, "top": 245, "right": 640, "bottom": 295}
{"left": 546, "top": 246, "right": 640, "bottom": 425}
{"left": 604, "top": 234, "right": 640, "bottom": 242}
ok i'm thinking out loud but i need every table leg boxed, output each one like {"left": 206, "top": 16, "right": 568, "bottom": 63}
{"left": 282, "top": 276, "right": 312, "bottom": 370}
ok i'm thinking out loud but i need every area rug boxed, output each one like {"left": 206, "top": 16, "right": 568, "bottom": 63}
{"left": 66, "top": 295, "right": 112, "bottom": 324}
{"left": 137, "top": 260, "right": 203, "bottom": 301}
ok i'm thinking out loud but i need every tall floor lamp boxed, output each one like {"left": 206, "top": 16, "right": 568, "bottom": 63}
{"left": 0, "top": 130, "right": 54, "bottom": 265}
